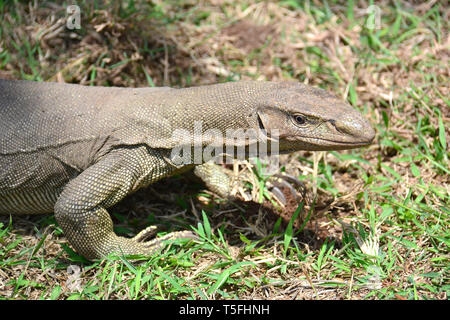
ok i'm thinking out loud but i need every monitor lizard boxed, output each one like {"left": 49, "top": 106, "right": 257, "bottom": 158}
{"left": 0, "top": 79, "right": 375, "bottom": 259}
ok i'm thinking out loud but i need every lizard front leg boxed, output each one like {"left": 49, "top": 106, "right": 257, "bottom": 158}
{"left": 54, "top": 146, "right": 194, "bottom": 260}
{"left": 194, "top": 162, "right": 305, "bottom": 205}
{"left": 193, "top": 162, "right": 234, "bottom": 198}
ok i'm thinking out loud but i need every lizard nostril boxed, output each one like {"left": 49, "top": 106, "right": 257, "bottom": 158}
{"left": 328, "top": 119, "right": 345, "bottom": 134}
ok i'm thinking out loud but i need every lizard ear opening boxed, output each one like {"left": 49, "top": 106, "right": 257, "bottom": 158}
{"left": 256, "top": 108, "right": 281, "bottom": 142}
{"left": 257, "top": 112, "right": 266, "bottom": 131}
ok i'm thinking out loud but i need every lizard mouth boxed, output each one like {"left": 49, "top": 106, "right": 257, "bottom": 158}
{"left": 283, "top": 133, "right": 373, "bottom": 146}
{"left": 302, "top": 137, "right": 374, "bottom": 151}
{"left": 278, "top": 135, "right": 374, "bottom": 153}
{"left": 314, "top": 137, "right": 373, "bottom": 146}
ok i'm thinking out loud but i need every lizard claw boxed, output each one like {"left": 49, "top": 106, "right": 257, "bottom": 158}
{"left": 273, "top": 173, "right": 304, "bottom": 188}
{"left": 268, "top": 173, "right": 306, "bottom": 202}
{"left": 270, "top": 186, "right": 287, "bottom": 206}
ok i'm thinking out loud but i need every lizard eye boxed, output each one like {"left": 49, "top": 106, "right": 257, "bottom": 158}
{"left": 293, "top": 115, "right": 306, "bottom": 126}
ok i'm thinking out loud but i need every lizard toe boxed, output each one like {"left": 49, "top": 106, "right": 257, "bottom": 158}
{"left": 140, "top": 230, "right": 198, "bottom": 250}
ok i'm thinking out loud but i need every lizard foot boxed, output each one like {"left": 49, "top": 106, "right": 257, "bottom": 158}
{"left": 194, "top": 163, "right": 307, "bottom": 206}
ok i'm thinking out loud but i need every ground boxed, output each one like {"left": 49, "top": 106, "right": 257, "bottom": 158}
{"left": 0, "top": 0, "right": 448, "bottom": 300}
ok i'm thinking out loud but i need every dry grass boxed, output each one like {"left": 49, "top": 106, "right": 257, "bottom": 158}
{"left": 0, "top": 0, "right": 448, "bottom": 300}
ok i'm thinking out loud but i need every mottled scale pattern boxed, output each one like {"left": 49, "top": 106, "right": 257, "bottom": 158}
{"left": 0, "top": 79, "right": 374, "bottom": 259}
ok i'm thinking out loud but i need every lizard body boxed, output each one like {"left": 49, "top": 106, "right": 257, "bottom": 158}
{"left": 0, "top": 79, "right": 374, "bottom": 259}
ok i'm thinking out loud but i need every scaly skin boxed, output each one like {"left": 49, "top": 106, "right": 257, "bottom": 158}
{"left": 0, "top": 79, "right": 374, "bottom": 259}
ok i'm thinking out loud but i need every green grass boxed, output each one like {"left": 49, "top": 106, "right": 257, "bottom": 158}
{"left": 0, "top": 0, "right": 448, "bottom": 300}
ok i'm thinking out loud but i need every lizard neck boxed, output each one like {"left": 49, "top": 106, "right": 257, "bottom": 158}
{"left": 161, "top": 81, "right": 273, "bottom": 133}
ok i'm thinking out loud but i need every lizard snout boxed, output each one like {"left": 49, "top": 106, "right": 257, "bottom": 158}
{"left": 330, "top": 115, "right": 375, "bottom": 145}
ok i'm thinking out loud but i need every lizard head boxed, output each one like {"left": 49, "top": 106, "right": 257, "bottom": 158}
{"left": 254, "top": 81, "right": 375, "bottom": 152}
